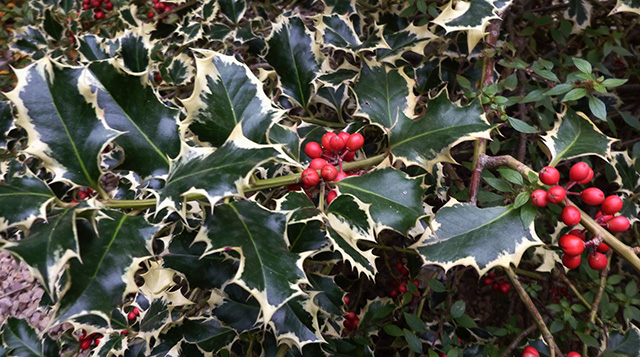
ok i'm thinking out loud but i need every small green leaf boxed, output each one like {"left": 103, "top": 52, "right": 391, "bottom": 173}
{"left": 483, "top": 177, "right": 514, "bottom": 192}
{"left": 456, "top": 74, "right": 471, "bottom": 88}
{"left": 573, "top": 57, "right": 592, "bottom": 74}
{"left": 508, "top": 117, "right": 538, "bottom": 133}
{"left": 427, "top": 278, "right": 446, "bottom": 293}
{"left": 576, "top": 331, "right": 599, "bottom": 347}
{"left": 454, "top": 314, "right": 477, "bottom": 328}
{"left": 513, "top": 192, "right": 530, "bottom": 209}
{"left": 383, "top": 325, "right": 404, "bottom": 337}
{"left": 588, "top": 95, "right": 607, "bottom": 120}
{"left": 520, "top": 202, "right": 537, "bottom": 228}
{"left": 562, "top": 88, "right": 588, "bottom": 102}
{"left": 544, "top": 83, "right": 574, "bottom": 96}
{"left": 620, "top": 112, "right": 640, "bottom": 130}
{"left": 522, "top": 89, "right": 545, "bottom": 103}
{"left": 498, "top": 167, "right": 524, "bottom": 186}
{"left": 403, "top": 312, "right": 427, "bottom": 333}
{"left": 402, "top": 329, "right": 423, "bottom": 354}
{"left": 450, "top": 300, "right": 466, "bottom": 318}
{"left": 503, "top": 73, "right": 518, "bottom": 90}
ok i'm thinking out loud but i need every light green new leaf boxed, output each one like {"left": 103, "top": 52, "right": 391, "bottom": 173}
{"left": 431, "top": 0, "right": 499, "bottom": 52}
{"left": 6, "top": 59, "right": 118, "bottom": 188}
{"left": 353, "top": 61, "right": 415, "bottom": 129}
{"left": 411, "top": 199, "right": 543, "bottom": 276}
{"left": 184, "top": 50, "right": 281, "bottom": 147}
{"left": 3, "top": 208, "right": 78, "bottom": 297}
{"left": 588, "top": 95, "right": 607, "bottom": 120}
{"left": 54, "top": 211, "right": 157, "bottom": 324}
{"left": 196, "top": 200, "right": 307, "bottom": 323}
{"left": 265, "top": 16, "right": 321, "bottom": 109}
{"left": 336, "top": 167, "right": 426, "bottom": 234}
{"left": 88, "top": 60, "right": 181, "bottom": 179}
{"left": 562, "top": 88, "right": 587, "bottom": 102}
{"left": 610, "top": 0, "right": 640, "bottom": 15}
{"left": 271, "top": 295, "right": 324, "bottom": 349}
{"left": 389, "top": 89, "right": 491, "bottom": 171}
{"left": 0, "top": 175, "right": 56, "bottom": 231}
{"left": 572, "top": 57, "right": 592, "bottom": 74}
{"left": 542, "top": 109, "right": 616, "bottom": 166}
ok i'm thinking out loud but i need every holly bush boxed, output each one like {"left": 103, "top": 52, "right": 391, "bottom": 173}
{"left": 1, "top": 0, "right": 640, "bottom": 356}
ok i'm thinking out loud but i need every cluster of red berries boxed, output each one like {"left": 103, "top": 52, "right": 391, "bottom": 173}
{"left": 148, "top": 0, "right": 175, "bottom": 19}
{"left": 550, "top": 286, "right": 571, "bottom": 303}
{"left": 522, "top": 347, "right": 580, "bottom": 357}
{"left": 70, "top": 187, "right": 95, "bottom": 203}
{"left": 389, "top": 262, "right": 421, "bottom": 302}
{"left": 342, "top": 296, "right": 359, "bottom": 332}
{"left": 127, "top": 306, "right": 141, "bottom": 322}
{"left": 78, "top": 330, "right": 103, "bottom": 350}
{"left": 81, "top": 0, "right": 114, "bottom": 20}
{"left": 559, "top": 229, "right": 610, "bottom": 270}
{"left": 301, "top": 131, "right": 364, "bottom": 203}
{"left": 482, "top": 272, "right": 511, "bottom": 294}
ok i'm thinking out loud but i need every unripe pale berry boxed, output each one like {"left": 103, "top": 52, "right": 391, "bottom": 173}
{"left": 569, "top": 162, "right": 591, "bottom": 182}
{"left": 601, "top": 195, "right": 623, "bottom": 215}
{"left": 346, "top": 133, "right": 365, "bottom": 151}
{"left": 301, "top": 168, "right": 320, "bottom": 186}
{"left": 607, "top": 216, "right": 630, "bottom": 232}
{"left": 547, "top": 186, "right": 566, "bottom": 204}
{"left": 559, "top": 234, "right": 584, "bottom": 255}
{"left": 581, "top": 187, "right": 605, "bottom": 205}
{"left": 530, "top": 189, "right": 549, "bottom": 207}
{"left": 321, "top": 164, "right": 338, "bottom": 181}
{"left": 561, "top": 206, "right": 581, "bottom": 226}
{"left": 588, "top": 252, "right": 608, "bottom": 270}
{"left": 539, "top": 166, "right": 560, "bottom": 185}
{"left": 309, "top": 158, "right": 327, "bottom": 170}
{"left": 562, "top": 254, "right": 581, "bottom": 269}
{"left": 305, "top": 142, "right": 323, "bottom": 159}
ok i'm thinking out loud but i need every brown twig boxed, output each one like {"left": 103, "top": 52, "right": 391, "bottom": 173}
{"left": 500, "top": 323, "right": 540, "bottom": 357}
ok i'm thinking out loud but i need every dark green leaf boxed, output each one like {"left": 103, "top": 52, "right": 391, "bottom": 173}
{"left": 383, "top": 325, "right": 404, "bottom": 337}
{"left": 271, "top": 295, "right": 323, "bottom": 348}
{"left": 327, "top": 227, "right": 376, "bottom": 278}
{"left": 588, "top": 95, "right": 607, "bottom": 120}
{"left": 42, "top": 10, "right": 62, "bottom": 41}
{"left": 403, "top": 312, "right": 427, "bottom": 332}
{"left": 0, "top": 318, "right": 44, "bottom": 357}
{"left": 403, "top": 329, "right": 423, "bottom": 354}
{"left": 219, "top": 0, "right": 246, "bottom": 24}
{"left": 576, "top": 331, "right": 599, "bottom": 347}
{"left": 508, "top": 117, "right": 538, "bottom": 133}
{"left": 78, "top": 35, "right": 110, "bottom": 61}
{"left": 455, "top": 314, "right": 478, "bottom": 328}
{"left": 181, "top": 318, "right": 236, "bottom": 353}
{"left": 450, "top": 300, "right": 466, "bottom": 318}
{"left": 0, "top": 101, "right": 12, "bottom": 148}
{"left": 0, "top": 175, "right": 55, "bottom": 231}
{"left": 119, "top": 32, "right": 150, "bottom": 73}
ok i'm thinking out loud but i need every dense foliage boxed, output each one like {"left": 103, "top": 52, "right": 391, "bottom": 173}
{"left": 1, "top": 0, "right": 640, "bottom": 356}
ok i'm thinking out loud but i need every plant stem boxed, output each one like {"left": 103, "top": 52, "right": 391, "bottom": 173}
{"left": 358, "top": 240, "right": 419, "bottom": 255}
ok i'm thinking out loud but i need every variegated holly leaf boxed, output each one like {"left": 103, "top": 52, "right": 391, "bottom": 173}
{"left": 212, "top": 284, "right": 261, "bottom": 332}
{"left": 327, "top": 195, "right": 375, "bottom": 243}
{"left": 565, "top": 0, "right": 592, "bottom": 32}
{"left": 306, "top": 273, "right": 344, "bottom": 317}
{"left": 0, "top": 317, "right": 59, "bottom": 357}
{"left": 0, "top": 175, "right": 56, "bottom": 231}
{"left": 323, "top": 0, "right": 356, "bottom": 14}
{"left": 157, "top": 127, "right": 285, "bottom": 214}
{"left": 431, "top": 0, "right": 499, "bottom": 52}
{"left": 138, "top": 298, "right": 173, "bottom": 345}
{"left": 2, "top": 207, "right": 78, "bottom": 297}
{"left": 327, "top": 227, "right": 377, "bottom": 278}
{"left": 6, "top": 59, "right": 119, "bottom": 188}
{"left": 377, "top": 25, "right": 437, "bottom": 64}
{"left": 265, "top": 16, "right": 321, "bottom": 109}
{"left": 0, "top": 101, "right": 13, "bottom": 148}
{"left": 542, "top": 109, "right": 616, "bottom": 166}
{"left": 117, "top": 31, "right": 151, "bottom": 73}
{"left": 353, "top": 61, "right": 416, "bottom": 129}
{"left": 198, "top": 0, "right": 218, "bottom": 21}
{"left": 43, "top": 10, "right": 63, "bottom": 41}
{"left": 336, "top": 167, "right": 426, "bottom": 234}
{"left": 610, "top": 0, "right": 640, "bottom": 15}
{"left": 271, "top": 295, "right": 324, "bottom": 349}
{"left": 411, "top": 199, "right": 543, "bottom": 276}
{"left": 610, "top": 151, "right": 640, "bottom": 194}
{"left": 179, "top": 318, "right": 236, "bottom": 354}
{"left": 53, "top": 211, "right": 158, "bottom": 324}
{"left": 77, "top": 34, "right": 111, "bottom": 61}
{"left": 166, "top": 53, "right": 194, "bottom": 86}
{"left": 11, "top": 26, "right": 47, "bottom": 59}
{"left": 357, "top": 298, "right": 395, "bottom": 335}
{"left": 88, "top": 60, "right": 181, "bottom": 179}
{"left": 219, "top": 0, "right": 246, "bottom": 24}
{"left": 389, "top": 89, "right": 491, "bottom": 172}
{"left": 276, "top": 191, "right": 330, "bottom": 253}
{"left": 177, "top": 19, "right": 204, "bottom": 44}
{"left": 196, "top": 200, "right": 307, "bottom": 323}
{"left": 268, "top": 124, "right": 300, "bottom": 161}
{"left": 314, "top": 14, "right": 385, "bottom": 53}
{"left": 315, "top": 83, "right": 349, "bottom": 114}
{"left": 93, "top": 333, "right": 127, "bottom": 357}
{"left": 608, "top": 324, "right": 640, "bottom": 356}
{"left": 183, "top": 50, "right": 281, "bottom": 147}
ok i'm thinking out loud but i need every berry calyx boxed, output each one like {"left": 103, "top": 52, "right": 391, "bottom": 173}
{"left": 559, "top": 234, "right": 584, "bottom": 255}
{"left": 539, "top": 166, "right": 560, "bottom": 185}
{"left": 588, "top": 252, "right": 608, "bottom": 270}
{"left": 301, "top": 168, "right": 320, "bottom": 186}
{"left": 569, "top": 162, "right": 591, "bottom": 182}
{"left": 601, "top": 195, "right": 623, "bottom": 215}
{"left": 581, "top": 187, "right": 605, "bottom": 205}
{"left": 547, "top": 186, "right": 566, "bottom": 204}
{"left": 346, "top": 133, "right": 364, "bottom": 151}
{"left": 561, "top": 206, "right": 581, "bottom": 226}
{"left": 562, "top": 254, "right": 581, "bottom": 269}
{"left": 607, "top": 216, "right": 630, "bottom": 232}
{"left": 327, "top": 190, "right": 338, "bottom": 204}
{"left": 522, "top": 346, "right": 539, "bottom": 357}
{"left": 305, "top": 142, "right": 323, "bottom": 159}
{"left": 321, "top": 132, "right": 338, "bottom": 150}
{"left": 309, "top": 158, "right": 327, "bottom": 170}
{"left": 530, "top": 189, "right": 549, "bottom": 207}
{"left": 321, "top": 164, "right": 338, "bottom": 181}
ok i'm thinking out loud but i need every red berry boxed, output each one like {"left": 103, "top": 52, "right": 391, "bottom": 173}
{"left": 547, "top": 186, "right": 566, "bottom": 204}
{"left": 559, "top": 234, "right": 584, "bottom": 255}
{"left": 95, "top": 336, "right": 102, "bottom": 345}
{"left": 79, "top": 330, "right": 87, "bottom": 341}
{"left": 568, "top": 229, "right": 586, "bottom": 240}
{"left": 343, "top": 151, "right": 355, "bottom": 161}
{"left": 483, "top": 277, "right": 493, "bottom": 285}
{"left": 329, "top": 136, "right": 346, "bottom": 152}
{"left": 345, "top": 311, "right": 356, "bottom": 320}
{"left": 390, "top": 289, "right": 398, "bottom": 297}
{"left": 588, "top": 252, "right": 608, "bottom": 270}
{"left": 561, "top": 206, "right": 581, "bottom": 226}
{"left": 94, "top": 11, "right": 104, "bottom": 19}
{"left": 128, "top": 311, "right": 137, "bottom": 321}
{"left": 562, "top": 254, "right": 581, "bottom": 269}
{"left": 343, "top": 296, "right": 350, "bottom": 305}
{"left": 69, "top": 36, "right": 76, "bottom": 43}
{"left": 399, "top": 267, "right": 409, "bottom": 276}
{"left": 121, "top": 330, "right": 128, "bottom": 335}
{"left": 304, "top": 142, "right": 323, "bottom": 159}
{"left": 309, "top": 158, "right": 327, "bottom": 170}
{"left": 499, "top": 283, "right": 511, "bottom": 294}
{"left": 412, "top": 279, "right": 419, "bottom": 287}
{"left": 578, "top": 168, "right": 594, "bottom": 184}
{"left": 83, "top": 3, "right": 90, "bottom": 10}
{"left": 539, "top": 166, "right": 560, "bottom": 185}
{"left": 132, "top": 307, "right": 140, "bottom": 315}
{"left": 396, "top": 262, "right": 404, "bottom": 270}
{"left": 105, "top": 2, "right": 113, "bottom": 10}
{"left": 154, "top": 2, "right": 165, "bottom": 11}
{"left": 327, "top": 190, "right": 338, "bottom": 204}
{"left": 301, "top": 168, "right": 320, "bottom": 186}
{"left": 566, "top": 353, "right": 581, "bottom": 357}
{"left": 335, "top": 171, "right": 348, "bottom": 181}
{"left": 522, "top": 346, "right": 539, "bottom": 357}
{"left": 492, "top": 283, "right": 499, "bottom": 291}
{"left": 581, "top": 187, "right": 604, "bottom": 205}
{"left": 338, "top": 132, "right": 350, "bottom": 143}
{"left": 558, "top": 234, "right": 579, "bottom": 247}
{"left": 346, "top": 133, "right": 365, "bottom": 151}
{"left": 569, "top": 162, "right": 591, "bottom": 182}
{"left": 597, "top": 242, "right": 610, "bottom": 253}
{"left": 607, "top": 216, "right": 630, "bottom": 232}
{"left": 321, "top": 164, "right": 338, "bottom": 181}
{"left": 80, "top": 339, "right": 92, "bottom": 350}
{"left": 92, "top": 0, "right": 101, "bottom": 7}
{"left": 530, "top": 189, "right": 549, "bottom": 207}
{"left": 148, "top": 11, "right": 154, "bottom": 19}
{"left": 601, "top": 195, "right": 623, "bottom": 215}
{"left": 321, "top": 132, "right": 337, "bottom": 150}
{"left": 398, "top": 284, "right": 407, "bottom": 293}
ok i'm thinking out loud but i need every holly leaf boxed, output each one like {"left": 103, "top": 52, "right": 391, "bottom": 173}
{"left": 0, "top": 101, "right": 13, "bottom": 148}
{"left": 377, "top": 24, "right": 437, "bottom": 64}
{"left": 314, "top": 14, "right": 385, "bottom": 53}
{"left": 53, "top": 211, "right": 158, "bottom": 324}
{"left": 327, "top": 194, "right": 375, "bottom": 243}
{"left": 610, "top": 0, "right": 640, "bottom": 15}
{"left": 0, "top": 175, "right": 56, "bottom": 231}
{"left": 88, "top": 60, "right": 181, "bottom": 179}
{"left": 542, "top": 109, "right": 616, "bottom": 166}
{"left": 610, "top": 151, "right": 640, "bottom": 195}
{"left": 431, "top": 0, "right": 500, "bottom": 52}
{"left": 306, "top": 273, "right": 344, "bottom": 316}
{"left": 183, "top": 50, "right": 281, "bottom": 147}
{"left": 77, "top": 34, "right": 111, "bottom": 61}
{"left": 212, "top": 284, "right": 261, "bottom": 332}
{"left": 117, "top": 31, "right": 151, "bottom": 73}
{"left": 268, "top": 123, "right": 301, "bottom": 161}
{"left": 137, "top": 298, "right": 173, "bottom": 345}
{"left": 265, "top": 16, "right": 321, "bottom": 109}
{"left": 389, "top": 89, "right": 491, "bottom": 171}
{"left": 271, "top": 295, "right": 324, "bottom": 349}
{"left": 276, "top": 191, "right": 330, "bottom": 253}
{"left": 411, "top": 199, "right": 543, "bottom": 276}
{"left": 566, "top": 0, "right": 592, "bottom": 32}
{"left": 336, "top": 167, "right": 426, "bottom": 234}
{"left": 0, "top": 318, "right": 57, "bottom": 357}
{"left": 196, "top": 200, "right": 307, "bottom": 323}
{"left": 327, "top": 226, "right": 376, "bottom": 278}
{"left": 166, "top": 53, "right": 194, "bottom": 86}
{"left": 6, "top": 59, "right": 118, "bottom": 188}
{"left": 219, "top": 0, "right": 246, "bottom": 24}
{"left": 608, "top": 324, "right": 640, "bottom": 356}
{"left": 157, "top": 126, "right": 286, "bottom": 215}
{"left": 353, "top": 61, "right": 415, "bottom": 129}
{"left": 2, "top": 207, "right": 79, "bottom": 297}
